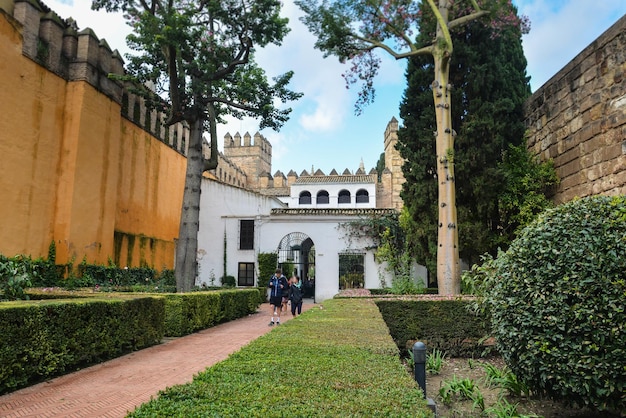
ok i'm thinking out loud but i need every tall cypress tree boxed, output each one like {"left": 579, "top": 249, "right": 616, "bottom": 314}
{"left": 397, "top": 0, "right": 531, "bottom": 284}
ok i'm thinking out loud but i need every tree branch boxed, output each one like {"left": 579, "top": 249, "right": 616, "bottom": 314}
{"left": 208, "top": 96, "right": 259, "bottom": 112}
{"left": 354, "top": 34, "right": 434, "bottom": 59}
{"left": 211, "top": 35, "right": 252, "bottom": 81}
{"left": 371, "top": 7, "right": 415, "bottom": 50}
{"left": 397, "top": 44, "right": 435, "bottom": 59}
{"left": 426, "top": 0, "right": 453, "bottom": 52}
{"left": 164, "top": 45, "right": 184, "bottom": 125}
{"left": 448, "top": 10, "right": 489, "bottom": 30}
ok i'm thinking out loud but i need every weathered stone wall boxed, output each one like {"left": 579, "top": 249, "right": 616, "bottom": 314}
{"left": 223, "top": 131, "right": 272, "bottom": 190}
{"left": 204, "top": 147, "right": 248, "bottom": 189}
{"left": 383, "top": 117, "right": 405, "bottom": 210}
{"left": 525, "top": 14, "right": 626, "bottom": 203}
{"left": 0, "top": 1, "right": 186, "bottom": 270}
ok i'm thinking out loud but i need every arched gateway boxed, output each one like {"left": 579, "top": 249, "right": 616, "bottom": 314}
{"left": 277, "top": 232, "right": 315, "bottom": 298}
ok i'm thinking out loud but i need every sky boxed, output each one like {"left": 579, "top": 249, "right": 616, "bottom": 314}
{"left": 45, "top": 1, "right": 626, "bottom": 175}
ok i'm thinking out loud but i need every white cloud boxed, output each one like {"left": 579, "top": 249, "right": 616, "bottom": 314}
{"left": 252, "top": 1, "right": 354, "bottom": 134}
{"left": 515, "top": 0, "right": 626, "bottom": 91}
{"left": 46, "top": 1, "right": 131, "bottom": 57}
{"left": 299, "top": 97, "right": 347, "bottom": 132}
{"left": 41, "top": 0, "right": 626, "bottom": 173}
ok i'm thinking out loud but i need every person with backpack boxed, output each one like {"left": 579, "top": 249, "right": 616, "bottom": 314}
{"left": 288, "top": 275, "right": 304, "bottom": 317}
{"left": 268, "top": 268, "right": 288, "bottom": 326}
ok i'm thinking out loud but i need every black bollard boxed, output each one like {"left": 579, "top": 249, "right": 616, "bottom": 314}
{"left": 412, "top": 341, "right": 427, "bottom": 397}
{"left": 413, "top": 341, "right": 437, "bottom": 414}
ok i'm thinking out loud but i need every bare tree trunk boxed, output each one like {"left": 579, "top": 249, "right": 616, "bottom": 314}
{"left": 433, "top": 0, "right": 461, "bottom": 295}
{"left": 175, "top": 114, "right": 205, "bottom": 292}
{"left": 204, "top": 102, "right": 218, "bottom": 172}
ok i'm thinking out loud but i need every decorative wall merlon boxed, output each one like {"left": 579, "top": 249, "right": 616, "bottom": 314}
{"left": 10, "top": 0, "right": 126, "bottom": 102}
{"left": 13, "top": 0, "right": 41, "bottom": 60}
{"left": 61, "top": 24, "right": 77, "bottom": 61}
{"left": 39, "top": 11, "right": 64, "bottom": 74}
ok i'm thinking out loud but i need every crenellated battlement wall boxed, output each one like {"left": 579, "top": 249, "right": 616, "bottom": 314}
{"left": 13, "top": 0, "right": 124, "bottom": 102}
{"left": 204, "top": 149, "right": 249, "bottom": 189}
{"left": 525, "top": 14, "right": 626, "bottom": 203}
{"left": 0, "top": 0, "right": 188, "bottom": 270}
{"left": 382, "top": 117, "right": 405, "bottom": 210}
{"left": 223, "top": 131, "right": 272, "bottom": 190}
{"left": 10, "top": 0, "right": 190, "bottom": 155}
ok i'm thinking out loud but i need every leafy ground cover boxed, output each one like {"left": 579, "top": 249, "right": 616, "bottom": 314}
{"left": 421, "top": 356, "right": 619, "bottom": 417}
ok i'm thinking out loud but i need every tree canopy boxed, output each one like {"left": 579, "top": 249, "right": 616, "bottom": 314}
{"left": 296, "top": 0, "right": 528, "bottom": 293}
{"left": 397, "top": 1, "right": 556, "bottom": 283}
{"left": 92, "top": 0, "right": 302, "bottom": 291}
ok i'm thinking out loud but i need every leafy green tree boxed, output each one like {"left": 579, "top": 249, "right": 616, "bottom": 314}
{"left": 295, "top": 0, "right": 526, "bottom": 294}
{"left": 398, "top": 0, "right": 534, "bottom": 282}
{"left": 92, "top": 0, "right": 302, "bottom": 291}
{"left": 498, "top": 143, "right": 558, "bottom": 239}
{"left": 398, "top": 2, "right": 557, "bottom": 285}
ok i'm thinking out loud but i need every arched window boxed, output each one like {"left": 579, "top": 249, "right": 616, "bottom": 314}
{"left": 316, "top": 190, "right": 329, "bottom": 204}
{"left": 155, "top": 115, "right": 162, "bottom": 140}
{"left": 356, "top": 189, "right": 369, "bottom": 203}
{"left": 338, "top": 189, "right": 351, "bottom": 204}
{"left": 121, "top": 93, "right": 129, "bottom": 117}
{"left": 145, "top": 110, "right": 152, "bottom": 133}
{"left": 133, "top": 100, "right": 141, "bottom": 124}
{"left": 299, "top": 191, "right": 312, "bottom": 205}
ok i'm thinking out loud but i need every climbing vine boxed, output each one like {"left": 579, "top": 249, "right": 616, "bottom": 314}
{"left": 340, "top": 210, "right": 424, "bottom": 293}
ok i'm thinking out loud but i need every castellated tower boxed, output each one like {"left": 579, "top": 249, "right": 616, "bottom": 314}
{"left": 223, "top": 131, "right": 272, "bottom": 190}
{"left": 381, "top": 117, "right": 405, "bottom": 210}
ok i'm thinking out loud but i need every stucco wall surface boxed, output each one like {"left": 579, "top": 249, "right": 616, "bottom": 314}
{"left": 0, "top": 6, "right": 185, "bottom": 270}
{"left": 1, "top": 11, "right": 67, "bottom": 258}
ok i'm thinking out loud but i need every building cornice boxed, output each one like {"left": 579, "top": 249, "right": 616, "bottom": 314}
{"left": 270, "top": 208, "right": 397, "bottom": 216}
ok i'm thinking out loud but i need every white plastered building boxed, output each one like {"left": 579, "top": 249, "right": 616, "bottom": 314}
{"left": 197, "top": 178, "right": 395, "bottom": 302}
{"left": 196, "top": 118, "right": 425, "bottom": 302}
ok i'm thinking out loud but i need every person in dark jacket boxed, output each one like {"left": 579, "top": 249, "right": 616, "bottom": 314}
{"left": 268, "top": 268, "right": 288, "bottom": 326}
{"left": 288, "top": 276, "right": 304, "bottom": 317}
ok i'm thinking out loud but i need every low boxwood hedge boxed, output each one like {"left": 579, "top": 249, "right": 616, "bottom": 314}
{"left": 163, "top": 289, "right": 261, "bottom": 337}
{"left": 0, "top": 296, "right": 165, "bottom": 394}
{"left": 0, "top": 288, "right": 261, "bottom": 394}
{"left": 376, "top": 298, "right": 488, "bottom": 357}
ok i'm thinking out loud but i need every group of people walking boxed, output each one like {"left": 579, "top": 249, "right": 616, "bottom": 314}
{"left": 267, "top": 268, "right": 304, "bottom": 326}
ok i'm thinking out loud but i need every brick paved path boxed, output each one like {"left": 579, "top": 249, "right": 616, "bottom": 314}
{"left": 0, "top": 302, "right": 314, "bottom": 418}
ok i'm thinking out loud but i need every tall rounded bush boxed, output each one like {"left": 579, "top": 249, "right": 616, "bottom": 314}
{"left": 488, "top": 195, "right": 625, "bottom": 412}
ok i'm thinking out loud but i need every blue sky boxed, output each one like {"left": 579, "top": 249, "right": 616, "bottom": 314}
{"left": 46, "top": 1, "right": 626, "bottom": 175}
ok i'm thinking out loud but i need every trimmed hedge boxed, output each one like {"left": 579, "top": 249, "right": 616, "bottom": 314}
{"left": 24, "top": 288, "right": 261, "bottom": 338}
{"left": 128, "top": 299, "right": 433, "bottom": 417}
{"left": 376, "top": 298, "right": 488, "bottom": 357}
{"left": 487, "top": 195, "right": 626, "bottom": 412}
{"left": 0, "top": 296, "right": 165, "bottom": 394}
{"left": 163, "top": 289, "right": 261, "bottom": 337}
{"left": 0, "top": 288, "right": 261, "bottom": 393}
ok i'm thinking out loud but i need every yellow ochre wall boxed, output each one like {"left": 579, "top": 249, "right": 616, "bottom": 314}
{"left": 0, "top": 5, "right": 185, "bottom": 271}
{"left": 114, "top": 121, "right": 186, "bottom": 269}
